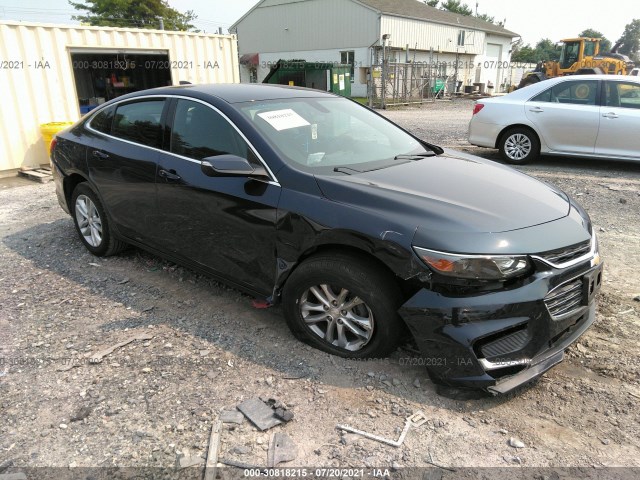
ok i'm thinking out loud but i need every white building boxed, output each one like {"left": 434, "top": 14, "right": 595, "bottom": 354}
{"left": 231, "top": 0, "right": 519, "bottom": 97}
{"left": 0, "top": 21, "right": 239, "bottom": 172}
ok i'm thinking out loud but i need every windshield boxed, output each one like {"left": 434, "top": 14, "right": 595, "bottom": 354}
{"left": 236, "top": 97, "right": 430, "bottom": 173}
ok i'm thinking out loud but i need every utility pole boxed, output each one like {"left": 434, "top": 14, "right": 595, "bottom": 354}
{"left": 158, "top": 17, "right": 164, "bottom": 30}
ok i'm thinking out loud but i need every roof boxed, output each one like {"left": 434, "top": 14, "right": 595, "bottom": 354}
{"left": 117, "top": 83, "right": 334, "bottom": 104}
{"left": 356, "top": 0, "right": 518, "bottom": 37}
{"left": 0, "top": 20, "right": 232, "bottom": 38}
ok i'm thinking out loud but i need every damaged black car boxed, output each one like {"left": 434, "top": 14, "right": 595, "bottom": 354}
{"left": 51, "top": 84, "right": 602, "bottom": 394}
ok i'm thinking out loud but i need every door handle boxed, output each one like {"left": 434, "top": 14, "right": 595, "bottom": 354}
{"left": 159, "top": 168, "right": 181, "bottom": 181}
{"left": 529, "top": 107, "right": 544, "bottom": 113}
{"left": 92, "top": 150, "right": 109, "bottom": 159}
{"left": 602, "top": 112, "right": 618, "bottom": 119}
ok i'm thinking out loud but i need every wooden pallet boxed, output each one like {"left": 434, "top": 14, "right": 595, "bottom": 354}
{"left": 18, "top": 167, "right": 53, "bottom": 183}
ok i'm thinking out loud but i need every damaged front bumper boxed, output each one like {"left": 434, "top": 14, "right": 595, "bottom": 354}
{"left": 398, "top": 259, "right": 603, "bottom": 394}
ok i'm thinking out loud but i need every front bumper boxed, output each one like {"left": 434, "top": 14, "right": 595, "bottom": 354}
{"left": 398, "top": 259, "right": 603, "bottom": 394}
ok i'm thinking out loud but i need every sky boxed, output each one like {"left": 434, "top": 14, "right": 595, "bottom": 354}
{"left": 0, "top": 0, "right": 633, "bottom": 46}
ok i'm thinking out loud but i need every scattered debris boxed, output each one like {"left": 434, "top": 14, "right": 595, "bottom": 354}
{"left": 274, "top": 407, "right": 294, "bottom": 423}
{"left": 238, "top": 397, "right": 283, "bottom": 431}
{"left": 601, "top": 438, "right": 611, "bottom": 445}
{"left": 413, "top": 378, "right": 421, "bottom": 388}
{"left": 508, "top": 437, "right": 526, "bottom": 449}
{"left": 229, "top": 445, "right": 251, "bottom": 455}
{"left": 251, "top": 299, "right": 272, "bottom": 309}
{"left": 70, "top": 405, "right": 92, "bottom": 422}
{"left": 267, "top": 433, "right": 297, "bottom": 467}
{"left": 618, "top": 309, "right": 634, "bottom": 316}
{"left": 203, "top": 419, "right": 222, "bottom": 480}
{"left": 176, "top": 449, "right": 205, "bottom": 469}
{"left": 220, "top": 410, "right": 244, "bottom": 424}
{"left": 426, "top": 451, "right": 456, "bottom": 472}
{"left": 633, "top": 295, "right": 640, "bottom": 302}
{"left": 116, "top": 277, "right": 130, "bottom": 284}
{"left": 57, "top": 332, "right": 154, "bottom": 371}
{"left": 337, "top": 410, "right": 427, "bottom": 447}
{"left": 17, "top": 166, "right": 52, "bottom": 183}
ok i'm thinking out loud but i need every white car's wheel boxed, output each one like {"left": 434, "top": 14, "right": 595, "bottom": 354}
{"left": 499, "top": 128, "right": 540, "bottom": 165}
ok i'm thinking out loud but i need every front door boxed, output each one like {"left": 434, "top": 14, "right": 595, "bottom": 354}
{"left": 154, "top": 98, "right": 281, "bottom": 294}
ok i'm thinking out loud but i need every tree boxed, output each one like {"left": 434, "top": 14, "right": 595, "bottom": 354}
{"left": 424, "top": 0, "right": 440, "bottom": 6}
{"left": 440, "top": 0, "right": 473, "bottom": 16}
{"left": 69, "top": 0, "right": 197, "bottom": 31}
{"left": 510, "top": 38, "right": 560, "bottom": 63}
{"left": 617, "top": 19, "right": 640, "bottom": 61}
{"left": 476, "top": 13, "right": 495, "bottom": 24}
{"left": 535, "top": 38, "right": 560, "bottom": 62}
{"left": 578, "top": 29, "right": 612, "bottom": 53}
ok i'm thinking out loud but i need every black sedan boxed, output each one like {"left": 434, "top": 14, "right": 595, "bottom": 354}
{"left": 51, "top": 84, "right": 602, "bottom": 394}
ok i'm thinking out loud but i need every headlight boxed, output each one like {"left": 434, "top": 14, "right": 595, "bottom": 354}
{"left": 413, "top": 247, "right": 531, "bottom": 280}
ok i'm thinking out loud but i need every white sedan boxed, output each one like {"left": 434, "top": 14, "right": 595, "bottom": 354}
{"left": 468, "top": 74, "right": 640, "bottom": 164}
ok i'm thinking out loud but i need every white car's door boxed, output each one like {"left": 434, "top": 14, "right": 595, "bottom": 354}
{"left": 595, "top": 80, "right": 640, "bottom": 159}
{"left": 524, "top": 79, "right": 600, "bottom": 154}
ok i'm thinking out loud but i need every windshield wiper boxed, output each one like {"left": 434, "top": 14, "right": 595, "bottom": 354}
{"left": 394, "top": 152, "right": 437, "bottom": 160}
{"left": 333, "top": 166, "right": 361, "bottom": 175}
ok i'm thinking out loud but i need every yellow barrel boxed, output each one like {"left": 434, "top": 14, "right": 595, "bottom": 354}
{"left": 40, "top": 122, "right": 74, "bottom": 156}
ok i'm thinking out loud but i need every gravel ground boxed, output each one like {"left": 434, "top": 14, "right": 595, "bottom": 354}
{"left": 1, "top": 100, "right": 639, "bottom": 477}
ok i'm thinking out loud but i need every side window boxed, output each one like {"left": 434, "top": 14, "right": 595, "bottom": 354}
{"left": 583, "top": 41, "right": 596, "bottom": 57}
{"left": 112, "top": 100, "right": 165, "bottom": 147}
{"left": 605, "top": 82, "right": 640, "bottom": 109}
{"left": 531, "top": 87, "right": 552, "bottom": 103}
{"left": 170, "top": 99, "right": 250, "bottom": 161}
{"left": 89, "top": 105, "right": 115, "bottom": 134}
{"left": 533, "top": 81, "right": 598, "bottom": 105}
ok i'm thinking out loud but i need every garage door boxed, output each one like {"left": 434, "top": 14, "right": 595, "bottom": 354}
{"left": 485, "top": 43, "right": 502, "bottom": 88}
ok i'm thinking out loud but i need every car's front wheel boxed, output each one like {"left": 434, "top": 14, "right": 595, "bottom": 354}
{"left": 499, "top": 127, "right": 540, "bottom": 165}
{"left": 71, "top": 183, "right": 127, "bottom": 256}
{"left": 282, "top": 253, "right": 403, "bottom": 358}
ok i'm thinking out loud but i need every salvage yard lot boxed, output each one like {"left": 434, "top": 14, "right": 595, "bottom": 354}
{"left": 1, "top": 100, "right": 639, "bottom": 472}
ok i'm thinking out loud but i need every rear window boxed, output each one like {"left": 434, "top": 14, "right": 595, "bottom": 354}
{"left": 89, "top": 105, "right": 115, "bottom": 134}
{"left": 112, "top": 100, "right": 165, "bottom": 147}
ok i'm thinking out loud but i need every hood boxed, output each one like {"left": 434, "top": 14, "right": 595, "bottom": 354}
{"left": 315, "top": 150, "right": 571, "bottom": 239}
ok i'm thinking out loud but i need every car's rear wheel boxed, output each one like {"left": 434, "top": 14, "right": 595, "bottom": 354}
{"left": 282, "top": 253, "right": 403, "bottom": 358}
{"left": 71, "top": 183, "right": 127, "bottom": 256}
{"left": 499, "top": 127, "right": 540, "bottom": 165}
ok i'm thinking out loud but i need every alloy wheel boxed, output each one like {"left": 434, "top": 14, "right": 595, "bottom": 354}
{"left": 504, "top": 133, "right": 532, "bottom": 161}
{"left": 299, "top": 284, "right": 374, "bottom": 351}
{"left": 75, "top": 194, "right": 103, "bottom": 247}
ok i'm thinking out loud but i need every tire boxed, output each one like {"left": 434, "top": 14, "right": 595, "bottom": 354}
{"left": 499, "top": 127, "right": 540, "bottom": 165}
{"left": 71, "top": 183, "right": 127, "bottom": 256}
{"left": 282, "top": 253, "right": 404, "bottom": 358}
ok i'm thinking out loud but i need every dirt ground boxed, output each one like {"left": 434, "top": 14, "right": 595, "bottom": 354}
{"left": 1, "top": 100, "right": 639, "bottom": 477}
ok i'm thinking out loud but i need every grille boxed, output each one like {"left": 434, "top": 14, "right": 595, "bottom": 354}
{"left": 545, "top": 278, "right": 583, "bottom": 319}
{"left": 480, "top": 328, "right": 530, "bottom": 359}
{"left": 537, "top": 240, "right": 591, "bottom": 266}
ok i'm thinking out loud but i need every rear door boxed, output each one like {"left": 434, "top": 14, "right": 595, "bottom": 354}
{"left": 86, "top": 98, "right": 167, "bottom": 243}
{"left": 595, "top": 80, "right": 640, "bottom": 159}
{"left": 524, "top": 79, "right": 600, "bottom": 154}
{"left": 154, "top": 98, "right": 281, "bottom": 294}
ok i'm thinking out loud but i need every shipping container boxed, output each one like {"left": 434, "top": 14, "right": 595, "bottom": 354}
{"left": 0, "top": 21, "right": 239, "bottom": 172}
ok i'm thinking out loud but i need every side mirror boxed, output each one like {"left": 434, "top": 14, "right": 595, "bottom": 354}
{"left": 201, "top": 154, "right": 269, "bottom": 178}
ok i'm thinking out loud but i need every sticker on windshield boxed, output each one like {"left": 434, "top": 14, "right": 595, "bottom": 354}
{"left": 257, "top": 109, "right": 310, "bottom": 131}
